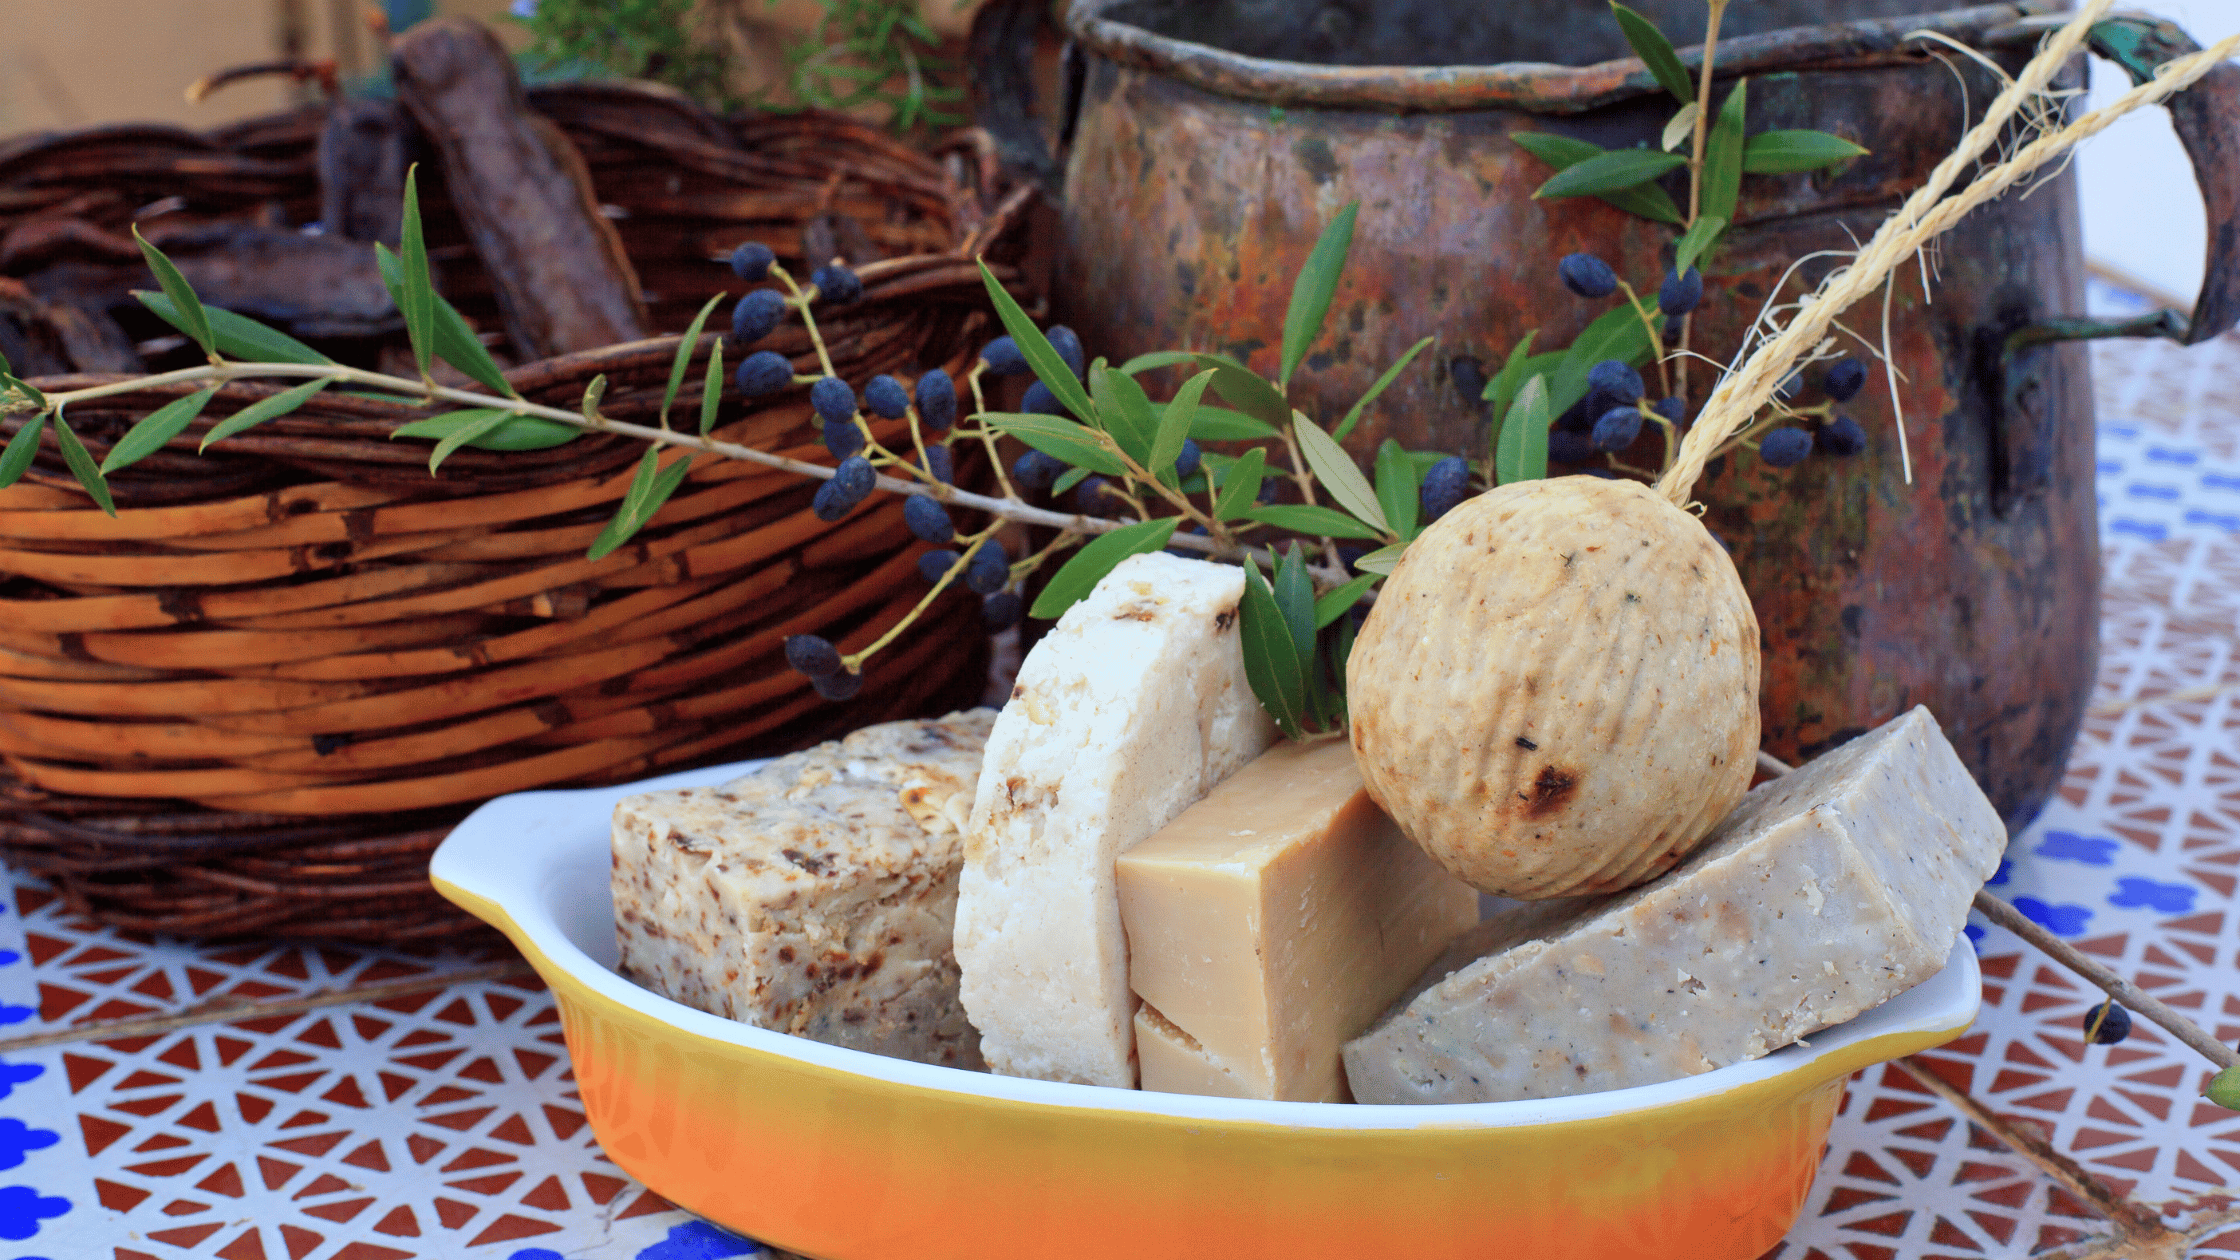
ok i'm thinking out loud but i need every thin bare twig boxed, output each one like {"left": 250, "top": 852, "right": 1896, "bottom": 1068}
{"left": 1894, "top": 1056, "right": 2182, "bottom": 1249}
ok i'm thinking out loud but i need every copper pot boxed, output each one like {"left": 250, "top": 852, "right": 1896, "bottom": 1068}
{"left": 980, "top": 0, "right": 2240, "bottom": 831}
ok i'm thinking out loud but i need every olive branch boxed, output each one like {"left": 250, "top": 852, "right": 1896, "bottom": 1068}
{"left": 1489, "top": 2, "right": 1875, "bottom": 488}
{"left": 0, "top": 171, "right": 1439, "bottom": 735}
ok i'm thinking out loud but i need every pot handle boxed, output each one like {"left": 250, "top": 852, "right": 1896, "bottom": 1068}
{"left": 968, "top": 0, "right": 1066, "bottom": 191}
{"left": 2009, "top": 18, "right": 2240, "bottom": 350}
{"left": 1991, "top": 17, "right": 2240, "bottom": 513}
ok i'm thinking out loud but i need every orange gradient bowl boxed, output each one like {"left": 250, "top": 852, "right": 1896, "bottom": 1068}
{"left": 431, "top": 760, "right": 1980, "bottom": 1260}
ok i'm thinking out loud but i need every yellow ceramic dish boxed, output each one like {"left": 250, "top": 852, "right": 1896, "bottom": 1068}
{"left": 431, "top": 759, "right": 1981, "bottom": 1260}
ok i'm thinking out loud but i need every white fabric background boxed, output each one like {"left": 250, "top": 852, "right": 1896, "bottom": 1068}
{"left": 2077, "top": 0, "right": 2240, "bottom": 300}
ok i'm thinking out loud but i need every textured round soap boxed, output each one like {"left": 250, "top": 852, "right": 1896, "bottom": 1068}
{"left": 1347, "top": 476, "right": 1760, "bottom": 899}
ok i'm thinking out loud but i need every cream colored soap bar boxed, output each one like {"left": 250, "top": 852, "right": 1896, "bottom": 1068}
{"left": 1344, "top": 706, "right": 2003, "bottom": 1104}
{"left": 1116, "top": 739, "right": 1479, "bottom": 1101}
{"left": 612, "top": 711, "right": 995, "bottom": 1070}
{"left": 954, "top": 552, "right": 1277, "bottom": 1087}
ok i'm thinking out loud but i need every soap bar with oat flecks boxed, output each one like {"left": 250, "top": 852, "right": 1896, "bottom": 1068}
{"left": 612, "top": 710, "right": 995, "bottom": 1069}
{"left": 1344, "top": 706, "right": 2002, "bottom": 1104}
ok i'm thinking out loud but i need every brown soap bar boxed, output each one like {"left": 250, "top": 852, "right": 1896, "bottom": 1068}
{"left": 1116, "top": 739, "right": 1478, "bottom": 1102}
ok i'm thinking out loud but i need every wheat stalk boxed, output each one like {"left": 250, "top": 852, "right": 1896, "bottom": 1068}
{"left": 1656, "top": 0, "right": 2238, "bottom": 503}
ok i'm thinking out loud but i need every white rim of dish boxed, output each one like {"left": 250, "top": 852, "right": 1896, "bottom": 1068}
{"left": 431, "top": 756, "right": 1984, "bottom": 1133}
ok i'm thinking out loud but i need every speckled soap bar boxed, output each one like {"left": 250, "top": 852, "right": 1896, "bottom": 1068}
{"left": 1344, "top": 705, "right": 2003, "bottom": 1104}
{"left": 612, "top": 710, "right": 996, "bottom": 1070}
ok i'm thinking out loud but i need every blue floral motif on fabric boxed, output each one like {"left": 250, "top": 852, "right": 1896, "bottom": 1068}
{"left": 636, "top": 1220, "right": 764, "bottom": 1259}
{"left": 0, "top": 1185, "right": 69, "bottom": 1241}
{"left": 0, "top": 1061, "right": 43, "bottom": 1103}
{"left": 0, "top": 1120, "right": 57, "bottom": 1172}
{"left": 2034, "top": 832, "right": 2118, "bottom": 865}
{"left": 2012, "top": 897, "right": 2093, "bottom": 937}
{"left": 2108, "top": 877, "right": 2198, "bottom": 914}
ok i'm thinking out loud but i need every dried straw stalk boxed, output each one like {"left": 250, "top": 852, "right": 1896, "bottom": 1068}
{"left": 1659, "top": 0, "right": 2240, "bottom": 503}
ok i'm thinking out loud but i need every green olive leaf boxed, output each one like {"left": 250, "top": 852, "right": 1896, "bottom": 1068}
{"left": 1272, "top": 543, "right": 1316, "bottom": 660}
{"left": 1533, "top": 148, "right": 1687, "bottom": 201}
{"left": 1328, "top": 613, "right": 1357, "bottom": 711}
{"left": 200, "top": 379, "right": 330, "bottom": 451}
{"left": 426, "top": 409, "right": 514, "bottom": 472}
{"left": 1168, "top": 403, "right": 1279, "bottom": 441}
{"left": 1661, "top": 101, "right": 1702, "bottom": 152}
{"left": 1333, "top": 335, "right": 1432, "bottom": 443}
{"left": 662, "top": 292, "right": 726, "bottom": 428}
{"left": 1213, "top": 445, "right": 1268, "bottom": 521}
{"left": 1237, "top": 503, "right": 1384, "bottom": 540}
{"left": 52, "top": 411, "right": 115, "bottom": 516}
{"left": 1742, "top": 129, "right": 1869, "bottom": 174}
{"left": 978, "top": 258, "right": 1095, "bottom": 424}
{"left": 102, "top": 388, "right": 214, "bottom": 474}
{"left": 132, "top": 227, "right": 213, "bottom": 360}
{"left": 1188, "top": 352, "right": 1293, "bottom": 431}
{"left": 1671, "top": 214, "right": 1728, "bottom": 279}
{"left": 398, "top": 165, "right": 437, "bottom": 383}
{"left": 1509, "top": 131, "right": 1686, "bottom": 225}
{"left": 1090, "top": 361, "right": 1158, "bottom": 464}
{"left": 1281, "top": 202, "right": 1358, "bottom": 390}
{"left": 134, "top": 292, "right": 332, "bottom": 366}
{"left": 1351, "top": 540, "right": 1408, "bottom": 576}
{"left": 1118, "top": 350, "right": 1200, "bottom": 375}
{"left": 1485, "top": 329, "right": 1540, "bottom": 420}
{"left": 391, "top": 410, "right": 580, "bottom": 451}
{"left": 1373, "top": 438, "right": 1422, "bottom": 541}
{"left": 983, "top": 413, "right": 1129, "bottom": 476}
{"left": 373, "top": 242, "right": 516, "bottom": 398}
{"left": 1313, "top": 573, "right": 1379, "bottom": 628}
{"left": 1293, "top": 412, "right": 1390, "bottom": 536}
{"left": 1238, "top": 556, "right": 1309, "bottom": 741}
{"left": 1150, "top": 368, "right": 1214, "bottom": 488}
{"left": 1494, "top": 374, "right": 1552, "bottom": 486}
{"left": 1052, "top": 465, "right": 1093, "bottom": 497}
{"left": 700, "top": 338, "right": 724, "bottom": 435}
{"left": 1612, "top": 2, "right": 1694, "bottom": 102}
{"left": 1030, "top": 516, "right": 1181, "bottom": 620}
{"left": 0, "top": 414, "right": 44, "bottom": 489}
{"left": 1700, "top": 79, "right": 1749, "bottom": 231}
{"left": 582, "top": 374, "right": 609, "bottom": 424}
{"left": 588, "top": 449, "right": 694, "bottom": 561}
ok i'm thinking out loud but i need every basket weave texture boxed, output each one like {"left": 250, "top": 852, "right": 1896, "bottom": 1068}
{"left": 0, "top": 88, "right": 1018, "bottom": 940}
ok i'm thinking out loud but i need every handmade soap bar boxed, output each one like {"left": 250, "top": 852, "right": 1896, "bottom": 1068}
{"left": 954, "top": 552, "right": 1277, "bottom": 1087}
{"left": 612, "top": 711, "right": 995, "bottom": 1070}
{"left": 1344, "top": 705, "right": 2002, "bottom": 1104}
{"left": 1116, "top": 739, "right": 1478, "bottom": 1101}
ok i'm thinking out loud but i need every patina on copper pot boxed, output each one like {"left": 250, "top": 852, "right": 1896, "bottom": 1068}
{"left": 1027, "top": 0, "right": 2240, "bottom": 831}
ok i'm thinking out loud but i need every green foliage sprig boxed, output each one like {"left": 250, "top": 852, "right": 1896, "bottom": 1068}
{"left": 513, "top": 0, "right": 735, "bottom": 108}
{"left": 775, "top": 0, "right": 966, "bottom": 131}
{"left": 1488, "top": 1, "right": 1871, "bottom": 485}
{"left": 0, "top": 172, "right": 1435, "bottom": 738}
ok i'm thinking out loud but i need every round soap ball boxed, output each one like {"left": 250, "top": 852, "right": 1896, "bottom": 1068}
{"left": 1346, "top": 476, "right": 1760, "bottom": 899}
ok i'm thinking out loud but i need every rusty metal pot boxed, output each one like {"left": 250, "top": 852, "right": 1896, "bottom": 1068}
{"left": 984, "top": 0, "right": 2240, "bottom": 831}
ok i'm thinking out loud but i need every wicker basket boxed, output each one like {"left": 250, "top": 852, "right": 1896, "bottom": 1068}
{"left": 0, "top": 89, "right": 1025, "bottom": 940}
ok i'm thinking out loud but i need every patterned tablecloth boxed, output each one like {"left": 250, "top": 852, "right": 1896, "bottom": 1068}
{"left": 5, "top": 278, "right": 2240, "bottom": 1260}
